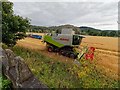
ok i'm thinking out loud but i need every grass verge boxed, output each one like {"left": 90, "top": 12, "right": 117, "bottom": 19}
{"left": 2, "top": 45, "right": 119, "bottom": 88}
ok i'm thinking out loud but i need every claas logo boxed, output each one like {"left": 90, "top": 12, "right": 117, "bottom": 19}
{"left": 59, "top": 38, "right": 69, "bottom": 41}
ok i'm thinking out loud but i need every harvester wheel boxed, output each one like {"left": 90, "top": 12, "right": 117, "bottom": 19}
{"left": 48, "top": 46, "right": 53, "bottom": 52}
{"left": 70, "top": 53, "right": 76, "bottom": 59}
{"left": 59, "top": 50, "right": 64, "bottom": 55}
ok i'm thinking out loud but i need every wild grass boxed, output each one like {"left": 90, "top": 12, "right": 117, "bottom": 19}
{"left": 2, "top": 45, "right": 119, "bottom": 88}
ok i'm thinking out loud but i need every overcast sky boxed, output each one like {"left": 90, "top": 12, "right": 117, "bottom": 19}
{"left": 10, "top": 0, "right": 119, "bottom": 30}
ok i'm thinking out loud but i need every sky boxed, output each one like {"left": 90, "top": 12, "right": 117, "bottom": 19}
{"left": 9, "top": 0, "right": 119, "bottom": 30}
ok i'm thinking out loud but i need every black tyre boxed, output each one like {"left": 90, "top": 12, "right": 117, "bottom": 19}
{"left": 69, "top": 53, "right": 76, "bottom": 59}
{"left": 59, "top": 50, "right": 64, "bottom": 55}
{"left": 63, "top": 51, "right": 68, "bottom": 56}
{"left": 48, "top": 46, "right": 53, "bottom": 52}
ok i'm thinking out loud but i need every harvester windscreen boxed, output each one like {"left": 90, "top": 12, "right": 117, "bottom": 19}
{"left": 72, "top": 35, "right": 82, "bottom": 45}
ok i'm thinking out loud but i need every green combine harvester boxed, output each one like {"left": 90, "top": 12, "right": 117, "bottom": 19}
{"left": 43, "top": 28, "right": 88, "bottom": 60}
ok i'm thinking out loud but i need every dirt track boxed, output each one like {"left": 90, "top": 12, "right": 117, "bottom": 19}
{"left": 17, "top": 33, "right": 119, "bottom": 79}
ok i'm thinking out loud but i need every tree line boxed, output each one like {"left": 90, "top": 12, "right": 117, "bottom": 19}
{"left": 80, "top": 26, "right": 119, "bottom": 37}
{"left": 30, "top": 25, "right": 119, "bottom": 37}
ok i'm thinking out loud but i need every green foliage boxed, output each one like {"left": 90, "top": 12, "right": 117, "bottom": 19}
{"left": 10, "top": 46, "right": 119, "bottom": 88}
{"left": 0, "top": 74, "right": 12, "bottom": 89}
{"left": 2, "top": 1, "right": 30, "bottom": 47}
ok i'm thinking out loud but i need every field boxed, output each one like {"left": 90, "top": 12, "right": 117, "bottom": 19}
{"left": 81, "top": 36, "right": 119, "bottom": 79}
{"left": 14, "top": 33, "right": 119, "bottom": 88}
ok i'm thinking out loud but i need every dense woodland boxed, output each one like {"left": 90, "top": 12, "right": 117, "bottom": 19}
{"left": 30, "top": 24, "right": 119, "bottom": 37}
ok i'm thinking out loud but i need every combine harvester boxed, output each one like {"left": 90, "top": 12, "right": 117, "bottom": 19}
{"left": 43, "top": 28, "right": 93, "bottom": 60}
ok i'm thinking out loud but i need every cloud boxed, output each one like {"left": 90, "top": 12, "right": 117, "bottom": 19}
{"left": 9, "top": 0, "right": 119, "bottom": 2}
{"left": 12, "top": 2, "right": 118, "bottom": 30}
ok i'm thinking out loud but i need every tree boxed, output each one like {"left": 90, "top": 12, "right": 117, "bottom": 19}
{"left": 101, "top": 31, "right": 108, "bottom": 36}
{"left": 2, "top": 1, "right": 30, "bottom": 47}
{"left": 109, "top": 31, "right": 117, "bottom": 37}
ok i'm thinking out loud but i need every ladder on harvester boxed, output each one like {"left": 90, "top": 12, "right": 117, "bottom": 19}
{"left": 77, "top": 46, "right": 88, "bottom": 60}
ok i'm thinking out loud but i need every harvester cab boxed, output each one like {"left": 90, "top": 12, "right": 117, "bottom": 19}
{"left": 43, "top": 28, "right": 87, "bottom": 60}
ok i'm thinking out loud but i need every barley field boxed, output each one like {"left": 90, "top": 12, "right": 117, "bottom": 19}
{"left": 81, "top": 36, "right": 119, "bottom": 52}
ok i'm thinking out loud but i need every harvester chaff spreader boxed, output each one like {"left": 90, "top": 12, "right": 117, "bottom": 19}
{"left": 43, "top": 28, "right": 91, "bottom": 60}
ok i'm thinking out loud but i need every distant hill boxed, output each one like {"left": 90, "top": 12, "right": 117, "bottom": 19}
{"left": 79, "top": 26, "right": 119, "bottom": 37}
{"left": 29, "top": 25, "right": 119, "bottom": 37}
